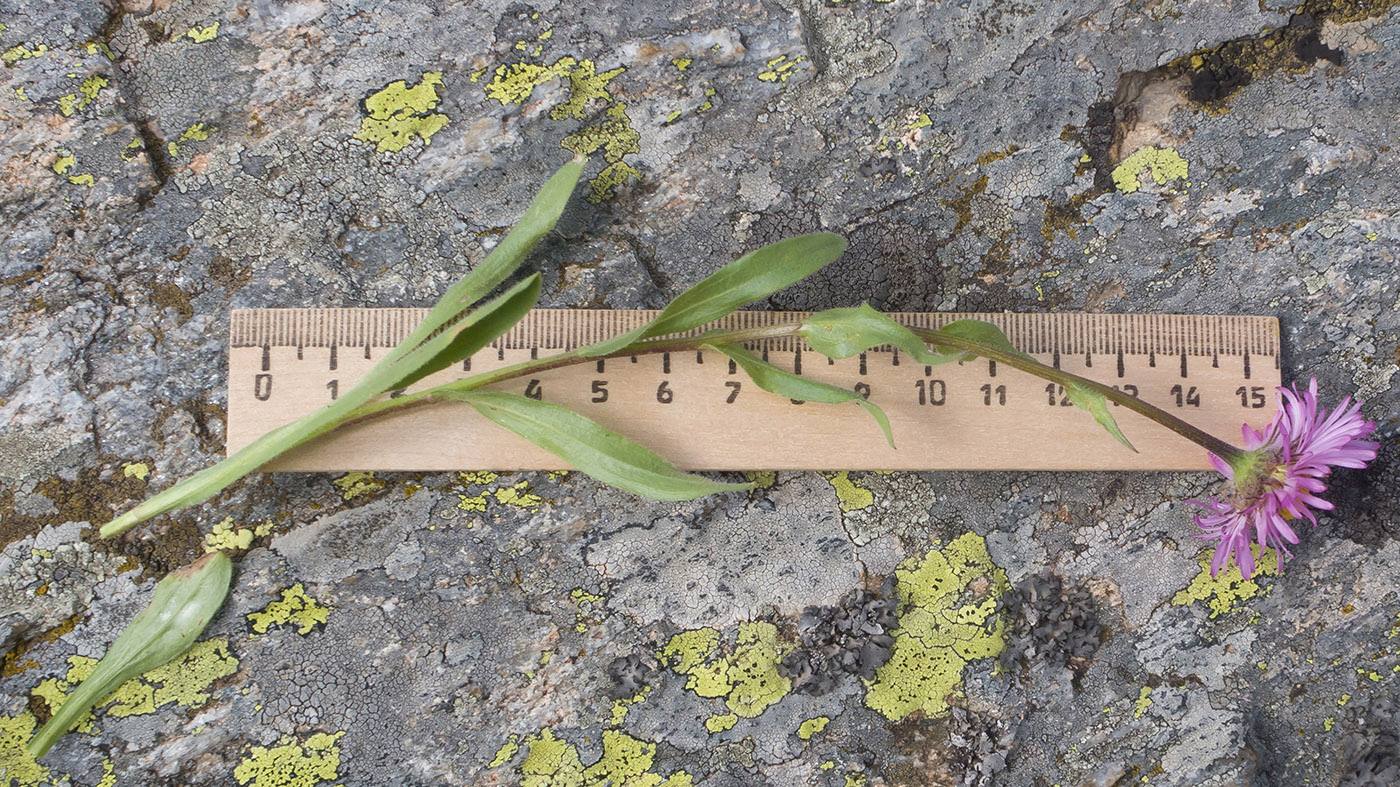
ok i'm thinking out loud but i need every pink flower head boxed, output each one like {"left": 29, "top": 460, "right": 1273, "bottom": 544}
{"left": 1192, "top": 378, "right": 1378, "bottom": 579}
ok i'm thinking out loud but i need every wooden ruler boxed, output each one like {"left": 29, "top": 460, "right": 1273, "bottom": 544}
{"left": 226, "top": 310, "right": 1280, "bottom": 471}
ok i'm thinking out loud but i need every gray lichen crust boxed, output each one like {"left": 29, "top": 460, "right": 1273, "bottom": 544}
{"left": 3, "top": 0, "right": 1399, "bottom": 785}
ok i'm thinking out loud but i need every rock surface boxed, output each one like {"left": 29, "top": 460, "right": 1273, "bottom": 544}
{"left": 3, "top": 0, "right": 1399, "bottom": 785}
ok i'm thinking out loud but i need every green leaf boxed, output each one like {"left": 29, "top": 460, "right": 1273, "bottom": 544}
{"left": 929, "top": 319, "right": 1136, "bottom": 452}
{"left": 27, "top": 552, "right": 232, "bottom": 758}
{"left": 443, "top": 390, "right": 752, "bottom": 500}
{"left": 580, "top": 233, "right": 847, "bottom": 357}
{"left": 383, "top": 159, "right": 583, "bottom": 368}
{"left": 930, "top": 319, "right": 1030, "bottom": 360}
{"left": 383, "top": 273, "right": 542, "bottom": 391}
{"left": 1064, "top": 382, "right": 1137, "bottom": 452}
{"left": 705, "top": 343, "right": 895, "bottom": 448}
{"left": 800, "top": 304, "right": 956, "bottom": 365}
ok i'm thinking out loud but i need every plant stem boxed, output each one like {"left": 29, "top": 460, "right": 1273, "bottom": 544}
{"left": 908, "top": 327, "right": 1248, "bottom": 464}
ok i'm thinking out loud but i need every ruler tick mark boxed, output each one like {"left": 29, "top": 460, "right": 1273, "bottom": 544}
{"left": 261, "top": 345, "right": 270, "bottom": 372}
{"left": 463, "top": 358, "right": 471, "bottom": 372}
{"left": 1084, "top": 351, "right": 1092, "bottom": 368}
{"left": 891, "top": 349, "right": 900, "bottom": 367}
{"left": 329, "top": 345, "right": 337, "bottom": 371}
{"left": 1052, "top": 351, "right": 1060, "bottom": 370}
{"left": 662, "top": 353, "right": 671, "bottom": 374}
{"left": 988, "top": 360, "right": 997, "bottom": 377}
{"left": 1148, "top": 351, "right": 1156, "bottom": 368}
{"left": 530, "top": 347, "right": 538, "bottom": 360}
{"left": 728, "top": 359, "right": 737, "bottom": 375}
{"left": 859, "top": 353, "right": 867, "bottom": 375}
{"left": 1179, "top": 352, "right": 1188, "bottom": 378}
{"left": 1116, "top": 350, "right": 1125, "bottom": 379}
{"left": 630, "top": 355, "right": 638, "bottom": 364}
{"left": 1244, "top": 352, "right": 1251, "bottom": 379}
{"left": 363, "top": 344, "right": 371, "bottom": 360}
{"left": 296, "top": 345, "right": 303, "bottom": 361}
{"left": 794, "top": 347, "right": 802, "bottom": 376}
{"left": 1212, "top": 353, "right": 1219, "bottom": 368}
{"left": 596, "top": 359, "right": 605, "bottom": 373}
{"left": 695, "top": 351, "right": 704, "bottom": 364}
{"left": 498, "top": 347, "right": 505, "bottom": 361}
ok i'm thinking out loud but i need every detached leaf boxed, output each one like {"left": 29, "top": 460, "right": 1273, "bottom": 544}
{"left": 929, "top": 319, "right": 1136, "bottom": 451}
{"left": 800, "top": 304, "right": 955, "bottom": 365}
{"left": 27, "top": 552, "right": 232, "bottom": 759}
{"left": 386, "top": 159, "right": 583, "bottom": 366}
{"left": 580, "top": 233, "right": 847, "bottom": 357}
{"left": 444, "top": 390, "right": 752, "bottom": 500}
{"left": 383, "top": 273, "right": 542, "bottom": 391}
{"left": 1064, "top": 382, "right": 1137, "bottom": 452}
{"left": 705, "top": 343, "right": 895, "bottom": 448}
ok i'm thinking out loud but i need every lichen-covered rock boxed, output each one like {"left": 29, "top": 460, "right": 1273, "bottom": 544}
{"left": 3, "top": 0, "right": 1399, "bottom": 784}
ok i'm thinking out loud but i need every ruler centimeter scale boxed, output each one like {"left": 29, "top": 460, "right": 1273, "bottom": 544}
{"left": 226, "top": 310, "right": 1280, "bottom": 472}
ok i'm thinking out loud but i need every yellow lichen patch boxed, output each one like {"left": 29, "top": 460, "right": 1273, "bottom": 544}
{"left": 247, "top": 583, "right": 331, "bottom": 635}
{"left": 183, "top": 22, "right": 220, "bottom": 43}
{"left": 353, "top": 72, "right": 449, "bottom": 153}
{"left": 797, "top": 716, "right": 830, "bottom": 740}
{"left": 1133, "top": 686, "right": 1153, "bottom": 719}
{"left": 562, "top": 102, "right": 641, "bottom": 202}
{"left": 58, "top": 74, "right": 108, "bottom": 117}
{"left": 553, "top": 60, "right": 626, "bottom": 120}
{"left": 508, "top": 728, "right": 693, "bottom": 786}
{"left": 233, "top": 731, "right": 344, "bottom": 787}
{"left": 824, "top": 471, "right": 873, "bottom": 512}
{"left": 491, "top": 734, "right": 521, "bottom": 767}
{"left": 672, "top": 56, "right": 692, "bottom": 72}
{"left": 121, "top": 461, "right": 150, "bottom": 481}
{"left": 52, "top": 152, "right": 76, "bottom": 175}
{"left": 0, "top": 711, "right": 50, "bottom": 786}
{"left": 570, "top": 588, "right": 606, "bottom": 633}
{"left": 864, "top": 533, "right": 1009, "bottom": 721}
{"left": 609, "top": 686, "right": 650, "bottom": 727}
{"left": 96, "top": 757, "right": 116, "bottom": 787}
{"left": 14, "top": 86, "right": 29, "bottom": 101}
{"left": 2, "top": 43, "right": 48, "bottom": 65}
{"left": 705, "top": 713, "right": 737, "bottom": 733}
{"left": 844, "top": 773, "right": 868, "bottom": 787}
{"left": 744, "top": 471, "right": 776, "bottom": 490}
{"left": 1170, "top": 546, "right": 1278, "bottom": 619}
{"left": 661, "top": 622, "right": 792, "bottom": 718}
{"left": 757, "top": 54, "right": 804, "bottom": 85}
{"left": 1111, "top": 146, "right": 1190, "bottom": 194}
{"left": 105, "top": 637, "right": 239, "bottom": 716}
{"left": 907, "top": 113, "right": 932, "bottom": 130}
{"left": 204, "top": 517, "right": 274, "bottom": 553}
{"left": 31, "top": 656, "right": 99, "bottom": 734}
{"left": 167, "top": 122, "right": 213, "bottom": 160}
{"left": 494, "top": 481, "right": 544, "bottom": 511}
{"left": 67, "top": 174, "right": 95, "bottom": 187}
{"left": 332, "top": 471, "right": 384, "bottom": 501}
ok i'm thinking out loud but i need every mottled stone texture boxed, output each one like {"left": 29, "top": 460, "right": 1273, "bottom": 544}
{"left": 2, "top": 0, "right": 1399, "bottom": 785}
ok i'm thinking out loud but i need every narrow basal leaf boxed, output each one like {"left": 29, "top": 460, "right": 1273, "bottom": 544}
{"left": 27, "top": 552, "right": 232, "bottom": 758}
{"left": 705, "top": 343, "right": 895, "bottom": 448}
{"left": 580, "top": 233, "right": 847, "bottom": 357}
{"left": 443, "top": 391, "right": 752, "bottom": 500}
{"left": 384, "top": 159, "right": 583, "bottom": 367}
{"left": 383, "top": 274, "right": 542, "bottom": 391}
{"left": 1065, "top": 382, "right": 1138, "bottom": 451}
{"left": 100, "top": 163, "right": 582, "bottom": 537}
{"left": 929, "top": 319, "right": 1136, "bottom": 452}
{"left": 800, "top": 304, "right": 956, "bottom": 365}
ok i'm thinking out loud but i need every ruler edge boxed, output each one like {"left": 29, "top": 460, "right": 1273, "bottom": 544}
{"left": 228, "top": 308, "right": 1282, "bottom": 358}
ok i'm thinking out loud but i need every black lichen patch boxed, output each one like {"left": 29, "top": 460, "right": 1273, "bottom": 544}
{"left": 997, "top": 572, "right": 1103, "bottom": 679}
{"left": 605, "top": 650, "right": 658, "bottom": 700}
{"left": 779, "top": 577, "right": 898, "bottom": 696}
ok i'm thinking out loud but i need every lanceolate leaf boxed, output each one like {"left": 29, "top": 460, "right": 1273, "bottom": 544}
{"left": 442, "top": 391, "right": 752, "bottom": 500}
{"left": 383, "top": 274, "right": 542, "bottom": 392}
{"left": 382, "top": 159, "right": 583, "bottom": 368}
{"left": 705, "top": 343, "right": 895, "bottom": 448}
{"left": 27, "top": 552, "right": 232, "bottom": 758}
{"left": 929, "top": 318, "right": 1136, "bottom": 452}
{"left": 800, "top": 304, "right": 957, "bottom": 365}
{"left": 580, "top": 233, "right": 847, "bottom": 357}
